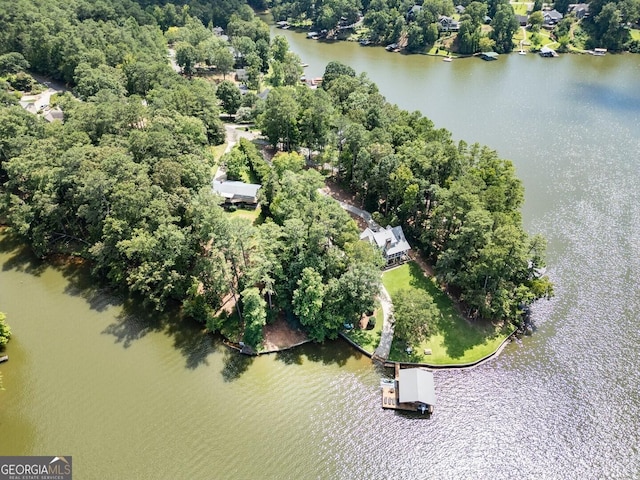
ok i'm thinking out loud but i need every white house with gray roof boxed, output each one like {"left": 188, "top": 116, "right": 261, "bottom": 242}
{"left": 360, "top": 225, "right": 411, "bottom": 264}
{"left": 212, "top": 180, "right": 261, "bottom": 205}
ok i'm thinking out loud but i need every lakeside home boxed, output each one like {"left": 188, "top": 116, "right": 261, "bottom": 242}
{"left": 360, "top": 225, "right": 411, "bottom": 265}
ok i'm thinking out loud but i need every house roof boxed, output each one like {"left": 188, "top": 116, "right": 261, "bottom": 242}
{"left": 43, "top": 108, "right": 64, "bottom": 123}
{"left": 359, "top": 225, "right": 411, "bottom": 256}
{"left": 212, "top": 180, "right": 261, "bottom": 199}
{"left": 455, "top": 5, "right": 465, "bottom": 13}
{"left": 544, "top": 9, "right": 563, "bottom": 20}
{"left": 399, "top": 368, "right": 436, "bottom": 406}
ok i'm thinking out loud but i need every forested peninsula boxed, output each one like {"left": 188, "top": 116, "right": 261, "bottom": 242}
{"left": 0, "top": 0, "right": 552, "bottom": 354}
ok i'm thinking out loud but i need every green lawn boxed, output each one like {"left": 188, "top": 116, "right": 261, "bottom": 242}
{"left": 383, "top": 262, "right": 514, "bottom": 365}
{"left": 210, "top": 143, "right": 227, "bottom": 163}
{"left": 342, "top": 301, "right": 384, "bottom": 354}
{"left": 631, "top": 29, "right": 640, "bottom": 41}
{"left": 511, "top": 2, "right": 529, "bottom": 15}
{"left": 226, "top": 206, "right": 262, "bottom": 224}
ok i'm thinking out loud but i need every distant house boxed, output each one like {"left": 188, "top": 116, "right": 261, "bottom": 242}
{"left": 516, "top": 14, "right": 529, "bottom": 26}
{"left": 43, "top": 107, "right": 64, "bottom": 123}
{"left": 407, "top": 5, "right": 422, "bottom": 20}
{"left": 257, "top": 88, "right": 270, "bottom": 100}
{"left": 455, "top": 4, "right": 466, "bottom": 14}
{"left": 543, "top": 9, "right": 563, "bottom": 25}
{"left": 438, "top": 16, "right": 460, "bottom": 32}
{"left": 360, "top": 225, "right": 411, "bottom": 264}
{"left": 213, "top": 26, "right": 224, "bottom": 36}
{"left": 212, "top": 180, "right": 261, "bottom": 206}
{"left": 483, "top": 15, "right": 492, "bottom": 24}
{"left": 568, "top": 3, "right": 590, "bottom": 19}
{"left": 235, "top": 69, "right": 248, "bottom": 82}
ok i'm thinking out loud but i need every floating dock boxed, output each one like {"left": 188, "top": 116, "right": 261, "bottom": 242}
{"left": 0, "top": 355, "right": 8, "bottom": 363}
{"left": 381, "top": 364, "right": 435, "bottom": 414}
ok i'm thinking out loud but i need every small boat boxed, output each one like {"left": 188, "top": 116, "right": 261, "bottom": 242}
{"left": 0, "top": 355, "right": 8, "bottom": 364}
{"left": 519, "top": 49, "right": 526, "bottom": 55}
{"left": 443, "top": 56, "right": 452, "bottom": 62}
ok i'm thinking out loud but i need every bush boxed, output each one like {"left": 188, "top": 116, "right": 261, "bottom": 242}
{"left": 0, "top": 313, "right": 11, "bottom": 347}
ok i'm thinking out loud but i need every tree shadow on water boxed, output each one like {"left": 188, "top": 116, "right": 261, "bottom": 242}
{"left": 101, "top": 298, "right": 164, "bottom": 348}
{"left": 59, "top": 263, "right": 123, "bottom": 312}
{"left": 274, "top": 348, "right": 304, "bottom": 366}
{"left": 166, "top": 317, "right": 220, "bottom": 370}
{"left": 275, "top": 338, "right": 362, "bottom": 367}
{"left": 0, "top": 232, "right": 47, "bottom": 277}
{"left": 220, "top": 348, "right": 254, "bottom": 382}
{"left": 101, "top": 298, "right": 220, "bottom": 370}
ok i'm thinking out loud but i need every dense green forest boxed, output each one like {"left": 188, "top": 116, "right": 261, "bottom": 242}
{"left": 0, "top": 0, "right": 552, "bottom": 350}
{"left": 268, "top": 0, "right": 640, "bottom": 52}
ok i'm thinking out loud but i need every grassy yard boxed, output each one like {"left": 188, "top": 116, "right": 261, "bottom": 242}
{"left": 226, "top": 206, "right": 262, "bottom": 224}
{"left": 383, "top": 262, "right": 514, "bottom": 365}
{"left": 342, "top": 301, "right": 384, "bottom": 354}
{"left": 511, "top": 2, "right": 530, "bottom": 15}
{"left": 210, "top": 143, "right": 227, "bottom": 163}
{"left": 631, "top": 28, "right": 640, "bottom": 41}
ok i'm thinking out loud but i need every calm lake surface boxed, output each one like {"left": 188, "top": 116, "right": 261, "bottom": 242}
{"left": 2, "top": 30, "right": 640, "bottom": 478}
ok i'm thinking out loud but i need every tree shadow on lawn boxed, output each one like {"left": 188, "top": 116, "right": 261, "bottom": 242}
{"left": 404, "top": 262, "right": 504, "bottom": 361}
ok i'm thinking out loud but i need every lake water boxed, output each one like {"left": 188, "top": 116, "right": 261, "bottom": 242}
{"left": 1, "top": 31, "right": 640, "bottom": 478}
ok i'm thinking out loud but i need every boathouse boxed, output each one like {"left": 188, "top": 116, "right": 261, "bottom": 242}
{"left": 480, "top": 52, "right": 499, "bottom": 61}
{"left": 381, "top": 366, "right": 436, "bottom": 414}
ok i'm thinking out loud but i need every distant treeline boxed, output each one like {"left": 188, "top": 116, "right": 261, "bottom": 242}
{"left": 268, "top": 0, "right": 640, "bottom": 53}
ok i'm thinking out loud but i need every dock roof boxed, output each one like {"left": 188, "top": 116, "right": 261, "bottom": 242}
{"left": 399, "top": 368, "right": 436, "bottom": 406}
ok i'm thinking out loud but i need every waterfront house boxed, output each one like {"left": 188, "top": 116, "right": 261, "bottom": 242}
{"left": 516, "top": 14, "right": 529, "bottom": 26}
{"left": 455, "top": 5, "right": 466, "bottom": 14}
{"left": 438, "top": 16, "right": 460, "bottom": 32}
{"left": 360, "top": 225, "right": 411, "bottom": 264}
{"left": 212, "top": 180, "right": 261, "bottom": 206}
{"left": 543, "top": 9, "right": 563, "bottom": 26}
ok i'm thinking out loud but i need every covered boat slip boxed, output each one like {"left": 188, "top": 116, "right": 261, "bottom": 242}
{"left": 381, "top": 365, "right": 436, "bottom": 414}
